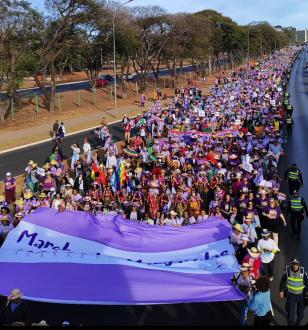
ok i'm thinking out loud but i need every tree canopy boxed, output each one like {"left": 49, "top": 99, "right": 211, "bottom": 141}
{"left": 0, "top": 0, "right": 297, "bottom": 118}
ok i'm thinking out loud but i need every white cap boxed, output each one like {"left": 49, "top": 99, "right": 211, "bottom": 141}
{"left": 6, "top": 172, "right": 12, "bottom": 176}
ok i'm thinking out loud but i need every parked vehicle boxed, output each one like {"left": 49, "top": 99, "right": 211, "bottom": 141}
{"left": 95, "top": 74, "right": 114, "bottom": 88}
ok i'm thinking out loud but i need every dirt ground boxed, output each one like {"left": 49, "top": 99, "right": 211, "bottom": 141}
{"left": 0, "top": 61, "right": 251, "bottom": 151}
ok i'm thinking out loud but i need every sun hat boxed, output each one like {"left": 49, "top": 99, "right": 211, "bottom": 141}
{"left": 62, "top": 321, "right": 71, "bottom": 326}
{"left": 38, "top": 193, "right": 47, "bottom": 198}
{"left": 261, "top": 229, "right": 271, "bottom": 237}
{"left": 233, "top": 223, "right": 244, "bottom": 233}
{"left": 15, "top": 198, "right": 24, "bottom": 207}
{"left": 32, "top": 320, "right": 49, "bottom": 326}
{"left": 150, "top": 181, "right": 159, "bottom": 188}
{"left": 50, "top": 159, "right": 58, "bottom": 166}
{"left": 134, "top": 167, "right": 143, "bottom": 174}
{"left": 169, "top": 210, "right": 177, "bottom": 216}
{"left": 8, "top": 288, "right": 23, "bottom": 300}
{"left": 24, "top": 189, "right": 33, "bottom": 199}
{"left": 28, "top": 160, "right": 37, "bottom": 168}
{"left": 247, "top": 247, "right": 260, "bottom": 258}
{"left": 245, "top": 212, "right": 254, "bottom": 220}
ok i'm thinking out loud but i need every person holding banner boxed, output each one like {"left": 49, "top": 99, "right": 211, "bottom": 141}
{"left": 0, "top": 289, "right": 30, "bottom": 326}
{"left": 232, "top": 263, "right": 256, "bottom": 326}
{"left": 248, "top": 276, "right": 274, "bottom": 325}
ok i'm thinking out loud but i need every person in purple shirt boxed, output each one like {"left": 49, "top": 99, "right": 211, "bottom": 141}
{"left": 3, "top": 172, "right": 16, "bottom": 205}
{"left": 239, "top": 177, "right": 252, "bottom": 196}
{"left": 255, "top": 190, "right": 270, "bottom": 228}
{"left": 237, "top": 193, "right": 248, "bottom": 215}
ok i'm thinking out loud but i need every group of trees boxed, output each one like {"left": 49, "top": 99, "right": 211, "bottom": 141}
{"left": 0, "top": 0, "right": 296, "bottom": 120}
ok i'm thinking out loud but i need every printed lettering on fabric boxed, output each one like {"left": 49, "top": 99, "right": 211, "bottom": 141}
{"left": 0, "top": 209, "right": 244, "bottom": 304}
{"left": 1, "top": 221, "right": 237, "bottom": 275}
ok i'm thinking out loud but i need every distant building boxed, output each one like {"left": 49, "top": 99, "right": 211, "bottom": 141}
{"left": 296, "top": 30, "right": 308, "bottom": 43}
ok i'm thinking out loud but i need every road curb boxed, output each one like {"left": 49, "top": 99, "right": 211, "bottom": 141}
{"left": 0, "top": 119, "right": 123, "bottom": 156}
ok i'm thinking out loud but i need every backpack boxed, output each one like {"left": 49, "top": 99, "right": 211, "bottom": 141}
{"left": 58, "top": 125, "right": 63, "bottom": 134}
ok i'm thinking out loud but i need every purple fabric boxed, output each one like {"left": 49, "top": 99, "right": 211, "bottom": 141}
{"left": 0, "top": 209, "right": 244, "bottom": 304}
{"left": 23, "top": 208, "right": 231, "bottom": 253}
{"left": 0, "top": 263, "right": 243, "bottom": 304}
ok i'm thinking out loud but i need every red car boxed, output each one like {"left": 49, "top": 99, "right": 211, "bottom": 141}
{"left": 95, "top": 76, "right": 109, "bottom": 88}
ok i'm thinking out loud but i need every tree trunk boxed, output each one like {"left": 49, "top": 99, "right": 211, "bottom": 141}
{"left": 50, "top": 63, "right": 56, "bottom": 112}
{"left": 34, "top": 72, "right": 51, "bottom": 111}
{"left": 208, "top": 55, "right": 212, "bottom": 75}
{"left": 0, "top": 99, "right": 9, "bottom": 121}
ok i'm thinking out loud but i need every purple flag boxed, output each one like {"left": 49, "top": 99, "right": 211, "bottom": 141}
{"left": 0, "top": 208, "right": 244, "bottom": 305}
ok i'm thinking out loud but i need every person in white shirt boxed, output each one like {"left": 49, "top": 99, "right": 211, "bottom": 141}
{"left": 82, "top": 138, "right": 91, "bottom": 160}
{"left": 257, "top": 229, "right": 280, "bottom": 281}
{"left": 129, "top": 207, "right": 138, "bottom": 221}
{"left": 51, "top": 193, "right": 63, "bottom": 210}
{"left": 163, "top": 211, "right": 178, "bottom": 226}
{"left": 106, "top": 151, "right": 117, "bottom": 169}
{"left": 189, "top": 215, "right": 197, "bottom": 225}
{"left": 197, "top": 209, "right": 209, "bottom": 223}
{"left": 70, "top": 143, "right": 80, "bottom": 171}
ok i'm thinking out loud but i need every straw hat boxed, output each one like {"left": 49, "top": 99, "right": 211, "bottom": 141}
{"left": 84, "top": 196, "right": 91, "bottom": 202}
{"left": 24, "top": 189, "right": 33, "bottom": 199}
{"left": 15, "top": 198, "right": 24, "bottom": 207}
{"left": 43, "top": 163, "right": 50, "bottom": 169}
{"left": 244, "top": 213, "right": 254, "bottom": 221}
{"left": 247, "top": 247, "right": 260, "bottom": 258}
{"left": 134, "top": 167, "right": 143, "bottom": 174}
{"left": 0, "top": 195, "right": 5, "bottom": 203}
{"left": 28, "top": 160, "right": 37, "bottom": 168}
{"left": 38, "top": 193, "right": 47, "bottom": 199}
{"left": 172, "top": 160, "right": 181, "bottom": 168}
{"left": 8, "top": 288, "right": 23, "bottom": 300}
{"left": 32, "top": 320, "right": 49, "bottom": 326}
{"left": 50, "top": 159, "right": 58, "bottom": 166}
{"left": 150, "top": 181, "right": 159, "bottom": 188}
{"left": 233, "top": 223, "right": 244, "bottom": 233}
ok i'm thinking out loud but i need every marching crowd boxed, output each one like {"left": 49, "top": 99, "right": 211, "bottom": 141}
{"left": 1, "top": 46, "right": 308, "bottom": 326}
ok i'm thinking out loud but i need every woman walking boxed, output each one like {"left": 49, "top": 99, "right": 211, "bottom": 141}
{"left": 70, "top": 143, "right": 81, "bottom": 172}
{"left": 249, "top": 276, "right": 274, "bottom": 326}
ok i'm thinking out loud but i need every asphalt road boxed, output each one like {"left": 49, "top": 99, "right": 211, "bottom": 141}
{"left": 0, "top": 65, "right": 199, "bottom": 101}
{"left": 0, "top": 121, "right": 125, "bottom": 180}
{"left": 0, "top": 60, "right": 228, "bottom": 101}
{"left": 1, "top": 53, "right": 308, "bottom": 325}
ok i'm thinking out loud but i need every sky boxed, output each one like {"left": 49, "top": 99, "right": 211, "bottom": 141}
{"left": 30, "top": 0, "right": 308, "bottom": 29}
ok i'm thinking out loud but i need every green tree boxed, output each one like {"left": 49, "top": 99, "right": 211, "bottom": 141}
{"left": 0, "top": 0, "right": 43, "bottom": 121}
